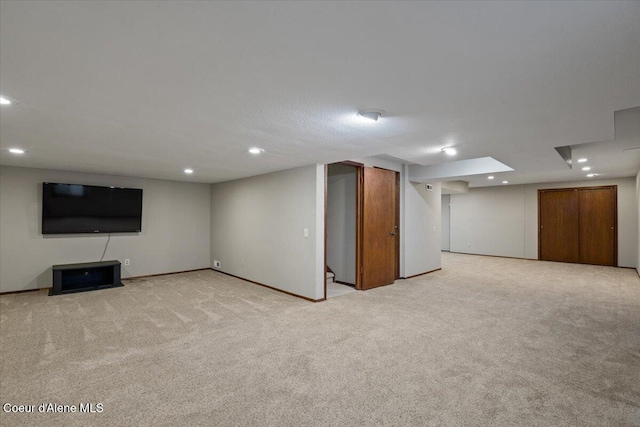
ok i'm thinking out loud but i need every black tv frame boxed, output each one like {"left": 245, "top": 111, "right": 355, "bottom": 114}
{"left": 42, "top": 182, "right": 143, "bottom": 235}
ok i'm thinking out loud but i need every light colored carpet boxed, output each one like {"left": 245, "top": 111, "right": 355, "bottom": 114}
{"left": 326, "top": 281, "right": 356, "bottom": 299}
{"left": 1, "top": 253, "right": 639, "bottom": 426}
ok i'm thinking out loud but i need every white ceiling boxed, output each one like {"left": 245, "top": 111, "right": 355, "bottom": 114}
{"left": 1, "top": 1, "right": 639, "bottom": 185}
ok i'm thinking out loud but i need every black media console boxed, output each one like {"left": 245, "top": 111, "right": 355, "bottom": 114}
{"left": 50, "top": 260, "right": 124, "bottom": 296}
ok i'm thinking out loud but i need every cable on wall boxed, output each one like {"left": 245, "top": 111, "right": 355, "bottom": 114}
{"left": 99, "top": 233, "right": 111, "bottom": 262}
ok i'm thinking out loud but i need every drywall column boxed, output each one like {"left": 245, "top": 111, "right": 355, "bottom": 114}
{"left": 442, "top": 195, "right": 450, "bottom": 251}
{"left": 315, "top": 164, "right": 325, "bottom": 300}
{"left": 404, "top": 177, "right": 442, "bottom": 276}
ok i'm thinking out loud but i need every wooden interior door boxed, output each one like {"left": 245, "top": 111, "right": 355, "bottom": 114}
{"left": 578, "top": 187, "right": 616, "bottom": 266}
{"left": 539, "top": 189, "right": 580, "bottom": 263}
{"left": 361, "top": 167, "right": 397, "bottom": 290}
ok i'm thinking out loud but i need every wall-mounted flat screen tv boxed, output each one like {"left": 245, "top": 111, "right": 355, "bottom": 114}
{"left": 42, "top": 182, "right": 143, "bottom": 234}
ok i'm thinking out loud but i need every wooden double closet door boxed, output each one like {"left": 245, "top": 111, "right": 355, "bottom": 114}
{"left": 538, "top": 186, "right": 617, "bottom": 266}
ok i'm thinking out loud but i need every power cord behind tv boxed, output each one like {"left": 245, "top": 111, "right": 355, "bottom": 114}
{"left": 99, "top": 233, "right": 111, "bottom": 262}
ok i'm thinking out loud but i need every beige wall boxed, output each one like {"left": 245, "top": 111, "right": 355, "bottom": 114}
{"left": 0, "top": 166, "right": 211, "bottom": 293}
{"left": 210, "top": 165, "right": 324, "bottom": 300}
{"left": 450, "top": 177, "right": 637, "bottom": 268}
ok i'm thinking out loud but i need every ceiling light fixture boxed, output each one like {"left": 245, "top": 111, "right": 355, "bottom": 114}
{"left": 582, "top": 166, "right": 591, "bottom": 171}
{"left": 184, "top": 168, "right": 194, "bottom": 174}
{"left": 577, "top": 158, "right": 588, "bottom": 163}
{"left": 488, "top": 176, "right": 494, "bottom": 180}
{"left": 248, "top": 148, "right": 264, "bottom": 154}
{"left": 586, "top": 173, "right": 596, "bottom": 177}
{"left": 357, "top": 109, "right": 384, "bottom": 122}
{"left": 8, "top": 148, "right": 25, "bottom": 154}
{"left": 502, "top": 181, "right": 508, "bottom": 184}
{"left": 0, "top": 96, "right": 12, "bottom": 105}
{"left": 442, "top": 147, "right": 457, "bottom": 155}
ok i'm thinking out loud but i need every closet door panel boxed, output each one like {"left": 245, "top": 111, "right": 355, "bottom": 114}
{"left": 539, "top": 189, "right": 579, "bottom": 263}
{"left": 579, "top": 187, "right": 616, "bottom": 266}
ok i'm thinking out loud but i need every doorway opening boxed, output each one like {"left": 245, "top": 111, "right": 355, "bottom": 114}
{"left": 326, "top": 163, "right": 360, "bottom": 299}
{"left": 324, "top": 162, "right": 400, "bottom": 299}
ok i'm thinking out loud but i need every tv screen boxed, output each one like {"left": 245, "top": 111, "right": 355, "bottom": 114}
{"left": 42, "top": 183, "right": 143, "bottom": 234}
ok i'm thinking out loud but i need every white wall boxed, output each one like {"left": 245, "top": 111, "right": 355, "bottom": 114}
{"left": 0, "top": 166, "right": 211, "bottom": 293}
{"left": 450, "top": 177, "right": 637, "bottom": 268}
{"left": 210, "top": 165, "right": 324, "bottom": 301}
{"left": 327, "top": 164, "right": 357, "bottom": 284}
{"left": 441, "top": 195, "right": 450, "bottom": 251}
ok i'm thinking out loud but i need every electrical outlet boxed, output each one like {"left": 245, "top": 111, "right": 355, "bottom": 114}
{"left": 303, "top": 228, "right": 309, "bottom": 238}
{"left": 467, "top": 242, "right": 471, "bottom": 248}
{"left": 124, "top": 259, "right": 130, "bottom": 266}
{"left": 213, "top": 260, "right": 221, "bottom": 268}
{"left": 432, "top": 225, "right": 436, "bottom": 232}
{"left": 241, "top": 259, "right": 245, "bottom": 267}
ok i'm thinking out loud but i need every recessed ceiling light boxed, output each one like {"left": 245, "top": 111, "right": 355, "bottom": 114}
{"left": 577, "top": 158, "right": 588, "bottom": 163}
{"left": 357, "top": 109, "right": 384, "bottom": 122}
{"left": 442, "top": 147, "right": 457, "bottom": 155}
{"left": 184, "top": 168, "right": 194, "bottom": 174}
{"left": 502, "top": 181, "right": 508, "bottom": 184}
{"left": 248, "top": 148, "right": 264, "bottom": 154}
{"left": 487, "top": 176, "right": 494, "bottom": 180}
{"left": 582, "top": 166, "right": 591, "bottom": 171}
{"left": 8, "top": 148, "right": 25, "bottom": 154}
{"left": 586, "top": 173, "right": 596, "bottom": 177}
{"left": 0, "top": 96, "right": 12, "bottom": 105}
